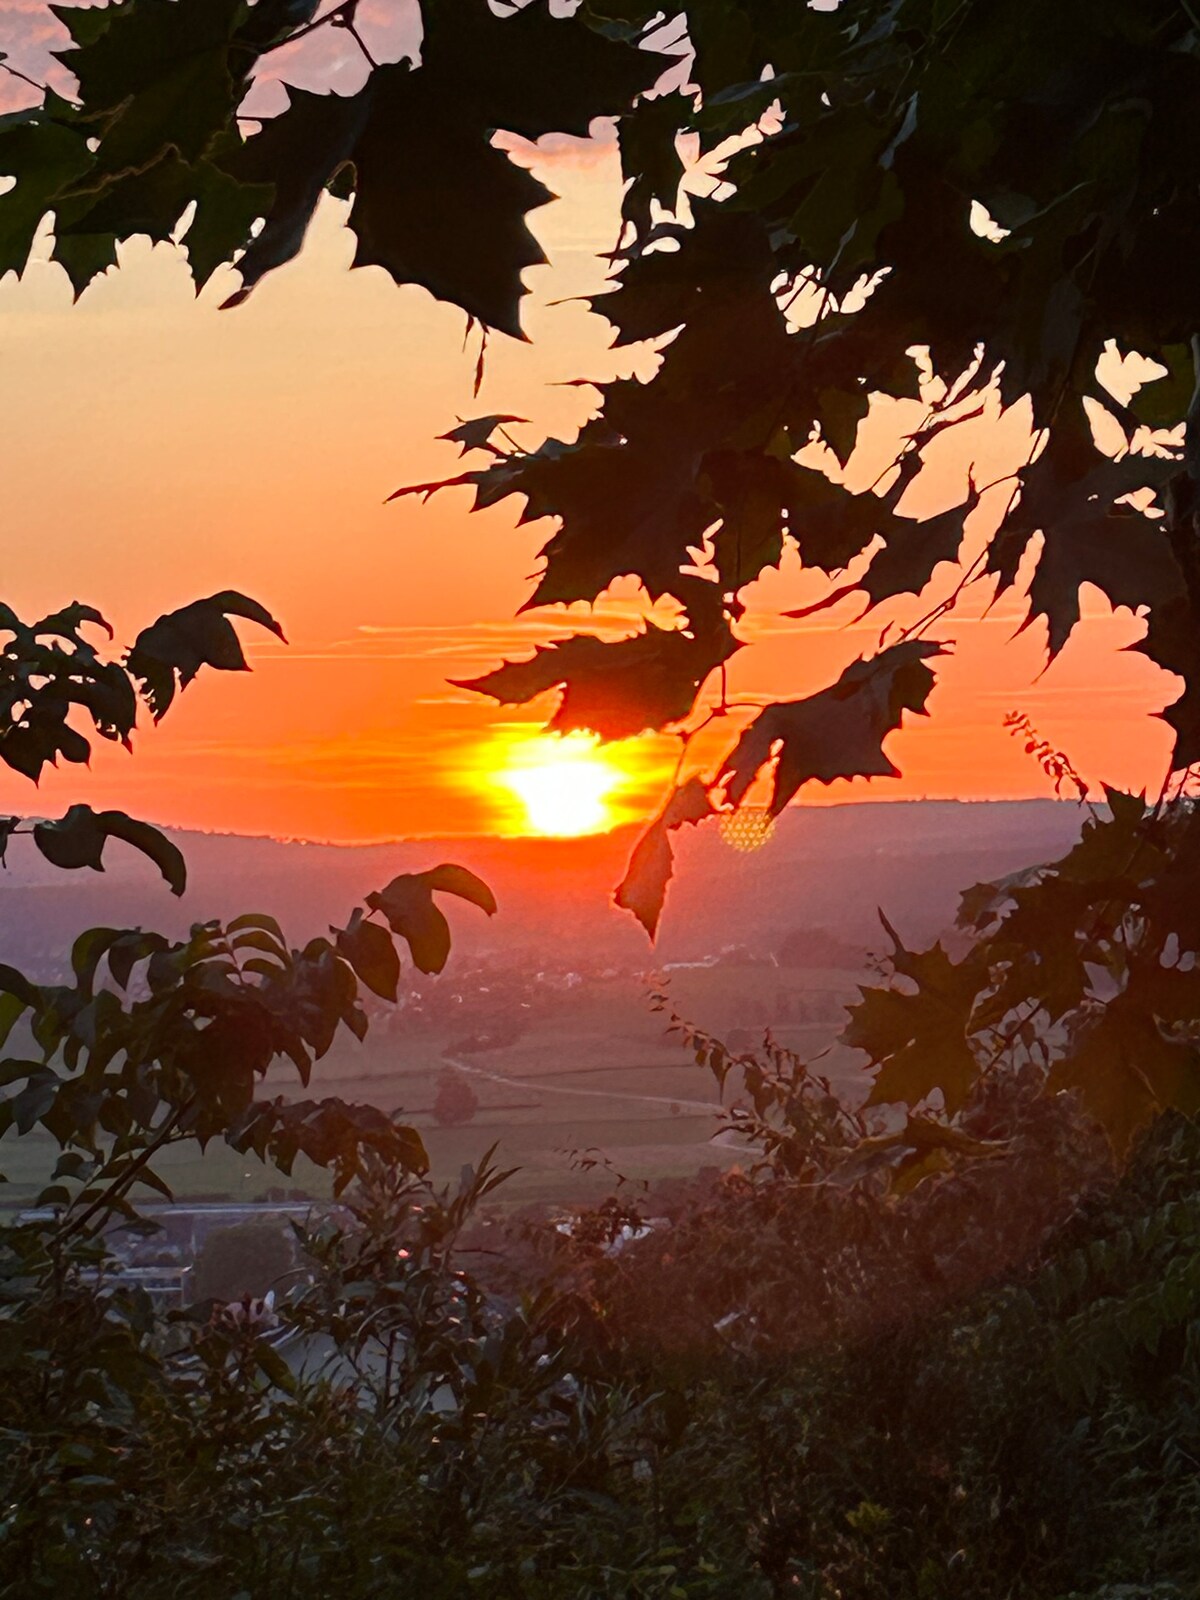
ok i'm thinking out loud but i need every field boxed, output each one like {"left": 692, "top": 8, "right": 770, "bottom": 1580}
{"left": 0, "top": 964, "right": 867, "bottom": 1210}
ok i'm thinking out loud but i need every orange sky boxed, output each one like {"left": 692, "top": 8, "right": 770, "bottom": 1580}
{"left": 0, "top": 2, "right": 1179, "bottom": 842}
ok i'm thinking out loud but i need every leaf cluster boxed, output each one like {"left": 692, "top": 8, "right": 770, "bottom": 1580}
{"left": 0, "top": 0, "right": 664, "bottom": 332}
{"left": 846, "top": 792, "right": 1200, "bottom": 1158}
{"left": 0, "top": 862, "right": 495, "bottom": 1210}
{"left": 381, "top": 0, "right": 1200, "bottom": 931}
{"left": 0, "top": 592, "right": 280, "bottom": 783}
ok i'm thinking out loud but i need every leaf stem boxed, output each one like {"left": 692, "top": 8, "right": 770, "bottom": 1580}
{"left": 0, "top": 59, "right": 49, "bottom": 97}
{"left": 59, "top": 1097, "right": 195, "bottom": 1242}
{"left": 1184, "top": 332, "right": 1200, "bottom": 485}
{"left": 260, "top": 0, "right": 362, "bottom": 56}
{"left": 341, "top": 18, "right": 379, "bottom": 69}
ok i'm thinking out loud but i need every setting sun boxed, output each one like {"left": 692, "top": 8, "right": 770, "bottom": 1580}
{"left": 492, "top": 733, "right": 630, "bottom": 837}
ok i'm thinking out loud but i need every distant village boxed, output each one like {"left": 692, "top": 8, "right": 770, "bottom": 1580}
{"left": 360, "top": 929, "right": 865, "bottom": 1055}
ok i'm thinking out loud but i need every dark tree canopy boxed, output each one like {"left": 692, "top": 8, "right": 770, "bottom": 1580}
{"left": 5, "top": 2, "right": 1197, "bottom": 859}
{"left": 3, "top": 0, "right": 1200, "bottom": 1152}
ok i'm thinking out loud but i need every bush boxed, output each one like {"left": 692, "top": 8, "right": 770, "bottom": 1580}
{"left": 5, "top": 1058, "right": 1200, "bottom": 1598}
{"left": 189, "top": 1218, "right": 296, "bottom": 1305}
{"left": 433, "top": 1067, "right": 479, "bottom": 1127}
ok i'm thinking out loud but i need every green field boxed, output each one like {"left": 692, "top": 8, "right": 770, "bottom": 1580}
{"left": 0, "top": 965, "right": 866, "bottom": 1208}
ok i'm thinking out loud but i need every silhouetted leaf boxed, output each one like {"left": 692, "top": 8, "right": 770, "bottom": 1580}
{"left": 346, "top": 67, "right": 552, "bottom": 340}
{"left": 859, "top": 485, "right": 979, "bottom": 606}
{"left": 227, "top": 85, "right": 371, "bottom": 303}
{"left": 986, "top": 408, "right": 1181, "bottom": 653}
{"left": 719, "top": 642, "right": 944, "bottom": 817}
{"left": 0, "top": 94, "right": 93, "bottom": 279}
{"left": 620, "top": 90, "right": 687, "bottom": 234}
{"left": 1126, "top": 341, "right": 1193, "bottom": 429}
{"left": 456, "top": 613, "right": 737, "bottom": 739}
{"left": 32, "top": 805, "right": 186, "bottom": 895}
{"left": 1050, "top": 997, "right": 1200, "bottom": 1159}
{"left": 366, "top": 864, "right": 495, "bottom": 974}
{"left": 335, "top": 910, "right": 400, "bottom": 1002}
{"left": 848, "top": 935, "right": 984, "bottom": 1116}
{"left": 231, "top": 1, "right": 663, "bottom": 333}
{"left": 127, "top": 590, "right": 285, "bottom": 719}
{"left": 53, "top": 0, "right": 245, "bottom": 176}
{"left": 615, "top": 777, "right": 713, "bottom": 939}
{"left": 439, "top": 415, "right": 527, "bottom": 456}
{"left": 419, "top": 863, "right": 498, "bottom": 918}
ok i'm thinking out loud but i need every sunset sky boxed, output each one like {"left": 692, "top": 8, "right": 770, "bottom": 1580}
{"left": 0, "top": 0, "right": 1179, "bottom": 843}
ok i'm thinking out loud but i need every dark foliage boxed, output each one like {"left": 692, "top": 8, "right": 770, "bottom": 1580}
{"left": 5, "top": 1031, "right": 1200, "bottom": 1598}
{"left": 1, "top": 4, "right": 1200, "bottom": 1595}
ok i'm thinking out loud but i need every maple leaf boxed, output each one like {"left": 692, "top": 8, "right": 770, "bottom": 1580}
{"left": 703, "top": 452, "right": 794, "bottom": 590}
{"left": 1124, "top": 341, "right": 1194, "bottom": 429}
{"left": 986, "top": 409, "right": 1182, "bottom": 653}
{"left": 787, "top": 457, "right": 924, "bottom": 577}
{"left": 439, "top": 415, "right": 527, "bottom": 457}
{"left": 614, "top": 778, "right": 714, "bottom": 940}
{"left": 1143, "top": 804, "right": 1200, "bottom": 953}
{"left": 0, "top": 97, "right": 93, "bottom": 281}
{"left": 974, "top": 873, "right": 1095, "bottom": 1026}
{"left": 417, "top": 0, "right": 663, "bottom": 143}
{"left": 1027, "top": 504, "right": 1181, "bottom": 658}
{"left": 454, "top": 207, "right": 808, "bottom": 602}
{"left": 1058, "top": 791, "right": 1156, "bottom": 884}
{"left": 709, "top": 452, "right": 920, "bottom": 589}
{"left": 1138, "top": 585, "right": 1200, "bottom": 771}
{"left": 227, "top": 86, "right": 369, "bottom": 303}
{"left": 52, "top": 0, "right": 247, "bottom": 180}
{"left": 456, "top": 608, "right": 737, "bottom": 741}
{"left": 619, "top": 91, "right": 688, "bottom": 236}
{"left": 858, "top": 485, "right": 979, "bottom": 607}
{"left": 718, "top": 641, "right": 944, "bottom": 818}
{"left": 1050, "top": 997, "right": 1200, "bottom": 1159}
{"left": 519, "top": 435, "right": 715, "bottom": 604}
{"left": 349, "top": 75, "right": 552, "bottom": 340}
{"left": 56, "top": 134, "right": 270, "bottom": 293}
{"left": 845, "top": 924, "right": 985, "bottom": 1116}
{"left": 0, "top": 2, "right": 291, "bottom": 298}
{"left": 230, "top": 0, "right": 664, "bottom": 334}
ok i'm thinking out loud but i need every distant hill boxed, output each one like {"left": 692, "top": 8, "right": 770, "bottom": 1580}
{"left": 0, "top": 799, "right": 1085, "bottom": 978}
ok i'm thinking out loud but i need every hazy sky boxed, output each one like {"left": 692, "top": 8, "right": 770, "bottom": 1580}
{"left": 0, "top": 1, "right": 1177, "bottom": 841}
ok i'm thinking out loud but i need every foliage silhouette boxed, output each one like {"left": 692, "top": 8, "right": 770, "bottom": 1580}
{"left": 1, "top": 0, "right": 1199, "bottom": 1194}
{"left": 7, "top": 1022, "right": 1200, "bottom": 1597}
{"left": 3, "top": 7, "right": 1200, "bottom": 1591}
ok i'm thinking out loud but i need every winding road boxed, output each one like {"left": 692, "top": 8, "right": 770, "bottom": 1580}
{"left": 441, "top": 1054, "right": 722, "bottom": 1118}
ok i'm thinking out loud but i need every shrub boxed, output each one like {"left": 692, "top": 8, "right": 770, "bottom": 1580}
{"left": 190, "top": 1218, "right": 296, "bottom": 1305}
{"left": 433, "top": 1068, "right": 480, "bottom": 1128}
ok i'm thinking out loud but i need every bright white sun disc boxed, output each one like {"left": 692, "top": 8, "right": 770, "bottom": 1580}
{"left": 495, "top": 735, "right": 624, "bottom": 837}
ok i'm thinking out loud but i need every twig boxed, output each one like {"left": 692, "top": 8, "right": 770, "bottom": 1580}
{"left": 59, "top": 1098, "right": 196, "bottom": 1243}
{"left": 0, "top": 59, "right": 50, "bottom": 97}
{"left": 340, "top": 17, "right": 378, "bottom": 69}
{"left": 260, "top": 0, "right": 361, "bottom": 55}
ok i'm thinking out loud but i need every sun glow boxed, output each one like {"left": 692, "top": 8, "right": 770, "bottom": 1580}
{"left": 492, "top": 733, "right": 630, "bottom": 837}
